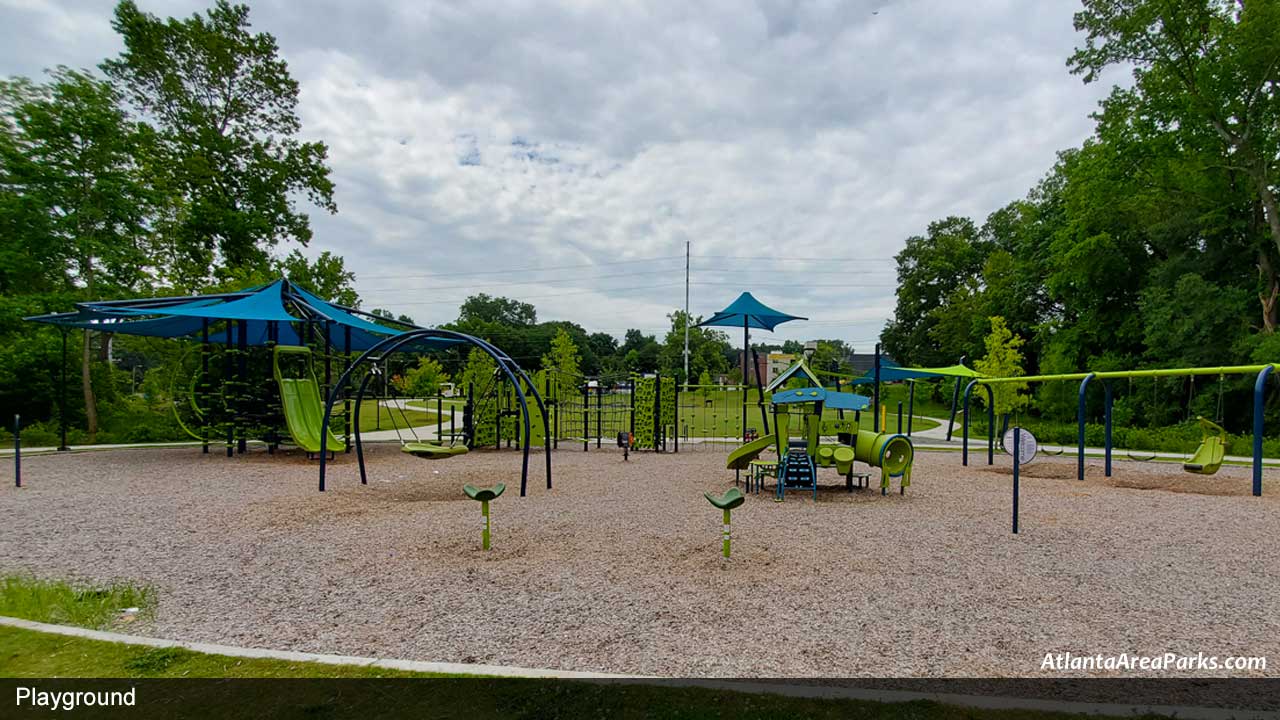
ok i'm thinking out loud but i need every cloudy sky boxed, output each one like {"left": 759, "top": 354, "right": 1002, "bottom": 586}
{"left": 1, "top": 0, "right": 1119, "bottom": 348}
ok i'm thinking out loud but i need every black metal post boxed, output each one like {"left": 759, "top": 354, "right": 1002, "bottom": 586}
{"left": 742, "top": 318, "right": 748, "bottom": 441}
{"left": 225, "top": 321, "right": 234, "bottom": 457}
{"left": 237, "top": 319, "right": 247, "bottom": 454}
{"left": 582, "top": 381, "right": 589, "bottom": 452}
{"left": 13, "top": 414, "right": 20, "bottom": 488}
{"left": 674, "top": 382, "right": 680, "bottom": 453}
{"left": 343, "top": 327, "right": 352, "bottom": 453}
{"left": 58, "top": 329, "right": 68, "bottom": 451}
{"left": 907, "top": 381, "right": 915, "bottom": 436}
{"left": 596, "top": 383, "right": 602, "bottom": 449}
{"left": 1012, "top": 427, "right": 1020, "bottom": 534}
{"left": 873, "top": 342, "right": 881, "bottom": 432}
{"left": 752, "top": 347, "right": 769, "bottom": 435}
{"left": 201, "top": 320, "right": 209, "bottom": 454}
{"left": 835, "top": 377, "right": 845, "bottom": 419}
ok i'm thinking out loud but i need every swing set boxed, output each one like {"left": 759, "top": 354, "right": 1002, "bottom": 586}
{"left": 962, "top": 363, "right": 1280, "bottom": 497}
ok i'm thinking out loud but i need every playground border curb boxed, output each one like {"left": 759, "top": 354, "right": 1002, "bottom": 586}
{"left": 2, "top": 616, "right": 1275, "bottom": 719}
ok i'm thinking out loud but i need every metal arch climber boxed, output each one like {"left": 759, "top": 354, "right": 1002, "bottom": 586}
{"left": 318, "top": 328, "right": 552, "bottom": 496}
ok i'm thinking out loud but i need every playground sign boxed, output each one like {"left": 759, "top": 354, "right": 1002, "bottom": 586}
{"left": 1003, "top": 427, "right": 1038, "bottom": 465}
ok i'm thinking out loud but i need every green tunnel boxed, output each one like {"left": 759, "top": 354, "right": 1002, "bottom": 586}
{"left": 851, "top": 430, "right": 913, "bottom": 476}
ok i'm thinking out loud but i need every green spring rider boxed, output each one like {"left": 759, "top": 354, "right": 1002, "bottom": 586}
{"left": 463, "top": 483, "right": 505, "bottom": 550}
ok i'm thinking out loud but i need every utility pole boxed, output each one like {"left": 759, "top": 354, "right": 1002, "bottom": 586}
{"left": 683, "top": 240, "right": 690, "bottom": 386}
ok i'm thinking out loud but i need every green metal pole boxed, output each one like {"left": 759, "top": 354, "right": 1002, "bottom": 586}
{"left": 722, "top": 508, "right": 731, "bottom": 558}
{"left": 482, "top": 500, "right": 491, "bottom": 550}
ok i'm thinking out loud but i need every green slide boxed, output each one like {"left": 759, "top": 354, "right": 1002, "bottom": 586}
{"left": 726, "top": 435, "right": 775, "bottom": 470}
{"left": 275, "top": 347, "right": 346, "bottom": 454}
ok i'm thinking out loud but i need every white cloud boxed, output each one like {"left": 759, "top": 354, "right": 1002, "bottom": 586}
{"left": 0, "top": 0, "right": 1115, "bottom": 347}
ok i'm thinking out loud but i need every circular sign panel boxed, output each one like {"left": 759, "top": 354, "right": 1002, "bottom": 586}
{"left": 1002, "top": 427, "right": 1038, "bottom": 465}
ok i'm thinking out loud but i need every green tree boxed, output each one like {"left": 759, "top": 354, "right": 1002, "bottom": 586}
{"left": 457, "top": 347, "right": 498, "bottom": 395}
{"left": 882, "top": 217, "right": 990, "bottom": 365}
{"left": 974, "top": 316, "right": 1030, "bottom": 417}
{"left": 1070, "top": 0, "right": 1280, "bottom": 330}
{"left": 1, "top": 68, "right": 154, "bottom": 440}
{"left": 541, "top": 327, "right": 581, "bottom": 378}
{"left": 457, "top": 294, "right": 536, "bottom": 327}
{"left": 393, "top": 356, "right": 449, "bottom": 397}
{"left": 102, "top": 0, "right": 336, "bottom": 289}
{"left": 279, "top": 250, "right": 358, "bottom": 306}
{"left": 658, "top": 310, "right": 730, "bottom": 385}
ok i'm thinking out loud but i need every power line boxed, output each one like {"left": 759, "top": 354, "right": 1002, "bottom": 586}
{"left": 692, "top": 254, "right": 897, "bottom": 262}
{"left": 359, "top": 255, "right": 684, "bottom": 281}
{"left": 385, "top": 282, "right": 686, "bottom": 307}
{"left": 361, "top": 269, "right": 680, "bottom": 295}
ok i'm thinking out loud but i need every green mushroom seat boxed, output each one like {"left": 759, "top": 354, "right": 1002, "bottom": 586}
{"left": 704, "top": 486, "right": 746, "bottom": 510}
{"left": 463, "top": 483, "right": 506, "bottom": 502}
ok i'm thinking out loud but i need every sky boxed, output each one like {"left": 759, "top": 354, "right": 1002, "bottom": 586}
{"left": 0, "top": 0, "right": 1120, "bottom": 349}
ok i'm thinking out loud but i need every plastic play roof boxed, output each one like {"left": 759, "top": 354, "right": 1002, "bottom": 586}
{"left": 25, "top": 278, "right": 460, "bottom": 352}
{"left": 771, "top": 386, "right": 871, "bottom": 411}
{"left": 697, "top": 292, "right": 807, "bottom": 331}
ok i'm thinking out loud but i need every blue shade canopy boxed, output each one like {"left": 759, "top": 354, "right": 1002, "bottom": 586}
{"left": 25, "top": 278, "right": 462, "bottom": 352}
{"left": 111, "top": 279, "right": 301, "bottom": 323}
{"left": 697, "top": 292, "right": 806, "bottom": 331}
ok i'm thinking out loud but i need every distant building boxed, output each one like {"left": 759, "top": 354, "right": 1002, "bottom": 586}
{"left": 766, "top": 352, "right": 794, "bottom": 385}
{"left": 741, "top": 349, "right": 768, "bottom": 386}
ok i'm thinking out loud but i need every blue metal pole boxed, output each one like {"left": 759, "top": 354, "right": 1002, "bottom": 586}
{"left": 1104, "top": 380, "right": 1113, "bottom": 478}
{"left": 13, "top": 414, "right": 20, "bottom": 488}
{"left": 1012, "top": 427, "right": 1020, "bottom": 534}
{"left": 1077, "top": 373, "right": 1095, "bottom": 481}
{"left": 985, "top": 384, "right": 994, "bottom": 465}
{"left": 962, "top": 380, "right": 979, "bottom": 466}
{"left": 1253, "top": 365, "right": 1273, "bottom": 497}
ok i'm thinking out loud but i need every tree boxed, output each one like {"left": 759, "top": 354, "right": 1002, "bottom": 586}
{"left": 882, "top": 217, "right": 991, "bottom": 365}
{"left": 974, "top": 316, "right": 1030, "bottom": 417}
{"left": 1069, "top": 0, "right": 1280, "bottom": 329}
{"left": 457, "top": 347, "right": 498, "bottom": 394}
{"left": 541, "top": 327, "right": 581, "bottom": 378}
{"left": 371, "top": 308, "right": 415, "bottom": 325}
{"left": 102, "top": 0, "right": 336, "bottom": 288}
{"left": 278, "top": 250, "right": 358, "bottom": 306}
{"left": 1, "top": 68, "right": 154, "bottom": 441}
{"left": 619, "top": 328, "right": 660, "bottom": 374}
{"left": 457, "top": 294, "right": 536, "bottom": 327}
{"left": 393, "top": 356, "right": 448, "bottom": 397}
{"left": 658, "top": 310, "right": 730, "bottom": 385}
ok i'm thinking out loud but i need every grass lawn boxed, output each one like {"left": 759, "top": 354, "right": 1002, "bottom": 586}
{"left": 0, "top": 627, "right": 1162, "bottom": 720}
{"left": 352, "top": 401, "right": 440, "bottom": 431}
{"left": 675, "top": 387, "right": 942, "bottom": 438}
{"left": 0, "top": 576, "right": 1167, "bottom": 718}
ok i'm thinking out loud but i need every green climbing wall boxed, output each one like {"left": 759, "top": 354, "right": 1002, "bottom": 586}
{"left": 632, "top": 375, "right": 656, "bottom": 450}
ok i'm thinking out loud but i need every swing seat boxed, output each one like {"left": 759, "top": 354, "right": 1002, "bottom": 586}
{"left": 402, "top": 442, "right": 470, "bottom": 459}
{"left": 1183, "top": 417, "right": 1225, "bottom": 475}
